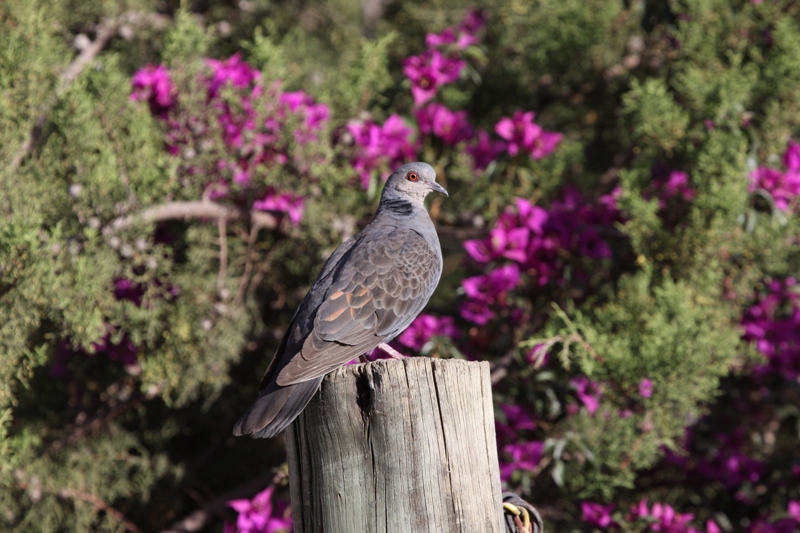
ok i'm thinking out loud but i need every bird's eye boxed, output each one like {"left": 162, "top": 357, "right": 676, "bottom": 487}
{"left": 407, "top": 172, "right": 419, "bottom": 182}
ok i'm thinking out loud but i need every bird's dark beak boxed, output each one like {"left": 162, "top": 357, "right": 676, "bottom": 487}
{"left": 429, "top": 182, "right": 448, "bottom": 197}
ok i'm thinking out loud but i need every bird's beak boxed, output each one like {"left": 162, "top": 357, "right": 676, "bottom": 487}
{"left": 429, "top": 182, "right": 449, "bottom": 197}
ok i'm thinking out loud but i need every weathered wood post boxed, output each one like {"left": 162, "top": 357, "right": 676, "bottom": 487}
{"left": 285, "top": 357, "right": 504, "bottom": 532}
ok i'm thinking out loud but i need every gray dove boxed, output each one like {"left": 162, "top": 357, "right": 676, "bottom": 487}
{"left": 234, "top": 162, "right": 447, "bottom": 438}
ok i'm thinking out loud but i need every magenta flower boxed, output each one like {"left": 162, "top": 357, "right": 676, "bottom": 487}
{"left": 462, "top": 264, "right": 520, "bottom": 299}
{"left": 225, "top": 485, "right": 292, "bottom": 533}
{"left": 425, "top": 27, "right": 478, "bottom": 49}
{"left": 279, "top": 91, "right": 330, "bottom": 143}
{"left": 414, "top": 103, "right": 474, "bottom": 145}
{"left": 530, "top": 130, "right": 564, "bottom": 159}
{"left": 499, "top": 441, "right": 544, "bottom": 481}
{"left": 495, "top": 111, "right": 542, "bottom": 157}
{"left": 742, "top": 277, "right": 800, "bottom": 380}
{"left": 654, "top": 170, "right": 696, "bottom": 205}
{"left": 130, "top": 65, "right": 175, "bottom": 116}
{"left": 495, "top": 403, "right": 537, "bottom": 443}
{"left": 460, "top": 264, "right": 520, "bottom": 324}
{"left": 347, "top": 114, "right": 418, "bottom": 189}
{"left": 402, "top": 50, "right": 465, "bottom": 106}
{"left": 253, "top": 190, "right": 306, "bottom": 226}
{"left": 459, "top": 7, "right": 487, "bottom": 34}
{"left": 468, "top": 129, "right": 506, "bottom": 170}
{"left": 397, "top": 314, "right": 458, "bottom": 351}
{"left": 495, "top": 111, "right": 562, "bottom": 159}
{"left": 639, "top": 378, "right": 654, "bottom": 398}
{"left": 206, "top": 53, "right": 261, "bottom": 95}
{"left": 750, "top": 140, "right": 800, "bottom": 211}
{"left": 581, "top": 502, "right": 618, "bottom": 528}
{"left": 569, "top": 376, "right": 603, "bottom": 415}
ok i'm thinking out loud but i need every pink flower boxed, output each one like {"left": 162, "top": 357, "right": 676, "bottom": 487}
{"left": 629, "top": 499, "right": 698, "bottom": 533}
{"left": 581, "top": 502, "right": 618, "bottom": 528}
{"left": 253, "top": 190, "right": 306, "bottom": 226}
{"left": 397, "top": 314, "right": 458, "bottom": 351}
{"left": 788, "top": 501, "right": 800, "bottom": 521}
{"left": 460, "top": 265, "right": 520, "bottom": 324}
{"left": 468, "top": 130, "right": 506, "bottom": 170}
{"left": 661, "top": 170, "right": 696, "bottom": 202}
{"left": 279, "top": 91, "right": 330, "bottom": 143}
{"left": 403, "top": 50, "right": 465, "bottom": 106}
{"left": 499, "top": 441, "right": 544, "bottom": 480}
{"left": 639, "top": 378, "right": 654, "bottom": 398}
{"left": 749, "top": 140, "right": 800, "bottom": 211}
{"left": 130, "top": 65, "right": 175, "bottom": 116}
{"left": 495, "top": 111, "right": 542, "bottom": 157}
{"left": 570, "top": 376, "right": 603, "bottom": 415}
{"left": 414, "top": 103, "right": 473, "bottom": 145}
{"left": 459, "top": 7, "right": 487, "bottom": 34}
{"left": 206, "top": 53, "right": 261, "bottom": 95}
{"left": 495, "top": 403, "right": 538, "bottom": 444}
{"left": 495, "top": 111, "right": 562, "bottom": 160}
{"left": 347, "top": 114, "right": 418, "bottom": 189}
{"left": 226, "top": 485, "right": 292, "bottom": 533}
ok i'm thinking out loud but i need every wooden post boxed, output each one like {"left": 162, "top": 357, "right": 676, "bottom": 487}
{"left": 285, "top": 358, "right": 504, "bottom": 533}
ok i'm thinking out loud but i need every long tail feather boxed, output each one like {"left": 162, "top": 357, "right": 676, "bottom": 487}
{"left": 233, "top": 377, "right": 324, "bottom": 439}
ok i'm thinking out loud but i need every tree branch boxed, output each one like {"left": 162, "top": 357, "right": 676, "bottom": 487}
{"left": 108, "top": 201, "right": 278, "bottom": 232}
{"left": 217, "top": 218, "right": 228, "bottom": 296}
{"left": 57, "top": 488, "right": 143, "bottom": 533}
{"left": 8, "top": 19, "right": 118, "bottom": 174}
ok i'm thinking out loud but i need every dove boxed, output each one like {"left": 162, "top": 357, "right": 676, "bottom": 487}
{"left": 234, "top": 162, "right": 447, "bottom": 438}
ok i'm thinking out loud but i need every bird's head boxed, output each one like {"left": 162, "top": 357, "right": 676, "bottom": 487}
{"left": 382, "top": 162, "right": 448, "bottom": 201}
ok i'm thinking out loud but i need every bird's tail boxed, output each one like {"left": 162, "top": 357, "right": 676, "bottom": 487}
{"left": 233, "top": 377, "right": 324, "bottom": 439}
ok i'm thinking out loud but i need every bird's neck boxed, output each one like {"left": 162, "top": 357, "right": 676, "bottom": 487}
{"left": 377, "top": 190, "right": 427, "bottom": 219}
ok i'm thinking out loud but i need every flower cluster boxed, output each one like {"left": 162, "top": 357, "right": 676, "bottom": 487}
{"left": 396, "top": 313, "right": 458, "bottom": 352}
{"left": 402, "top": 8, "right": 485, "bottom": 106}
{"left": 224, "top": 485, "right": 292, "bottom": 533}
{"left": 741, "top": 277, "right": 800, "bottom": 380}
{"left": 346, "top": 115, "right": 418, "bottom": 189}
{"left": 348, "top": 7, "right": 562, "bottom": 187}
{"left": 496, "top": 404, "right": 543, "bottom": 481}
{"left": 582, "top": 499, "right": 719, "bottom": 533}
{"left": 130, "top": 64, "right": 175, "bottom": 117}
{"left": 253, "top": 189, "right": 306, "bottom": 227}
{"left": 655, "top": 170, "right": 696, "bottom": 204}
{"left": 460, "top": 188, "right": 621, "bottom": 324}
{"left": 582, "top": 498, "right": 800, "bottom": 533}
{"left": 750, "top": 141, "right": 800, "bottom": 211}
{"left": 568, "top": 376, "right": 603, "bottom": 415}
{"left": 131, "top": 54, "right": 330, "bottom": 225}
{"left": 494, "top": 111, "right": 563, "bottom": 161}
{"left": 52, "top": 278, "right": 144, "bottom": 379}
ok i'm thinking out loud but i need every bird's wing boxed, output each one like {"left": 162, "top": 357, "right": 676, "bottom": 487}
{"left": 275, "top": 228, "right": 441, "bottom": 386}
{"left": 256, "top": 235, "right": 359, "bottom": 392}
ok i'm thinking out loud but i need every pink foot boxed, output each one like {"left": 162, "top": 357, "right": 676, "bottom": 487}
{"left": 378, "top": 343, "right": 407, "bottom": 360}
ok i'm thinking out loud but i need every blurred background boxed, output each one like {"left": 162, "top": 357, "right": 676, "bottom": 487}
{"left": 1, "top": 0, "right": 799, "bottom": 531}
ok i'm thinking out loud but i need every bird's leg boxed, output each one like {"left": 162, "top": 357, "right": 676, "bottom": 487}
{"left": 358, "top": 353, "right": 370, "bottom": 364}
{"left": 378, "top": 343, "right": 407, "bottom": 360}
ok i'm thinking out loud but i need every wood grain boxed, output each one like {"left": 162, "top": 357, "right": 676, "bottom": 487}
{"left": 286, "top": 358, "right": 504, "bottom": 533}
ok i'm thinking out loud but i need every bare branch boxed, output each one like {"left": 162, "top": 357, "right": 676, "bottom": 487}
{"left": 217, "top": 218, "right": 228, "bottom": 296}
{"left": 8, "top": 20, "right": 117, "bottom": 174}
{"left": 491, "top": 350, "right": 517, "bottom": 385}
{"left": 108, "top": 201, "right": 278, "bottom": 232}
{"left": 234, "top": 223, "right": 264, "bottom": 304}
{"left": 57, "top": 488, "right": 143, "bottom": 533}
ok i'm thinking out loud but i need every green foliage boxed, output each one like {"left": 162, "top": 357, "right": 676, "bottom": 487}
{"left": 2, "top": 0, "right": 800, "bottom": 530}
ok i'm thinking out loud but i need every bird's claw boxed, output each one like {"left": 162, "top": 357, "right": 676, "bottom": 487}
{"left": 377, "top": 343, "right": 407, "bottom": 360}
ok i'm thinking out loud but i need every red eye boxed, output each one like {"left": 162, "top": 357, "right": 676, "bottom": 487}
{"left": 407, "top": 172, "right": 419, "bottom": 182}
